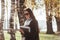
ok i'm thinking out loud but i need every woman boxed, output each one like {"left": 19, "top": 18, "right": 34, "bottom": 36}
{"left": 20, "top": 8, "right": 39, "bottom": 40}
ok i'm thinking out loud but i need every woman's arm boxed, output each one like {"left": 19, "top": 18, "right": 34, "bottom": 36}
{"left": 20, "top": 29, "right": 24, "bottom": 35}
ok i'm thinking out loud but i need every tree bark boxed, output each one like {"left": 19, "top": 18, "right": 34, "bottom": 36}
{"left": 17, "top": 0, "right": 25, "bottom": 26}
{"left": 8, "top": 0, "right": 16, "bottom": 40}
{"left": 44, "top": 0, "right": 55, "bottom": 34}
{"left": 0, "top": 0, "right": 5, "bottom": 40}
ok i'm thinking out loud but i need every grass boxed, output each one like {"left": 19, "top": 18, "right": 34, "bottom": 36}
{"left": 40, "top": 33, "right": 60, "bottom": 40}
{"left": 4, "top": 31, "right": 60, "bottom": 40}
{"left": 4, "top": 31, "right": 22, "bottom": 40}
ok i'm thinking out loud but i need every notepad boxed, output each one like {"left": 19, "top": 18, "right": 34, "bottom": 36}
{"left": 20, "top": 26, "right": 30, "bottom": 32}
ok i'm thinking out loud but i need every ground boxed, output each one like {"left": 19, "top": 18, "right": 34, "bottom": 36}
{"left": 4, "top": 31, "right": 60, "bottom": 40}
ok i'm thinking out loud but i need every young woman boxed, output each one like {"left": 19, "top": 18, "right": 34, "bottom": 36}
{"left": 20, "top": 8, "right": 39, "bottom": 40}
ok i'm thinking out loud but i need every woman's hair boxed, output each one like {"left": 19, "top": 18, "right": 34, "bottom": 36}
{"left": 24, "top": 8, "right": 36, "bottom": 20}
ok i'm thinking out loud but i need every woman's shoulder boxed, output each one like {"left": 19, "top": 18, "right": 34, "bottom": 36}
{"left": 31, "top": 19, "right": 38, "bottom": 24}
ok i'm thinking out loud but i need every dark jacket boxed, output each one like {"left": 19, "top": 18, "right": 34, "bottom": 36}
{"left": 24, "top": 19, "right": 39, "bottom": 40}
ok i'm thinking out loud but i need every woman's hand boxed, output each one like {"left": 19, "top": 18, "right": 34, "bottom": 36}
{"left": 20, "top": 29, "right": 24, "bottom": 34}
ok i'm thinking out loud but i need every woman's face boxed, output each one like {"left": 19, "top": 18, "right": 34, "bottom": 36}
{"left": 24, "top": 11, "right": 30, "bottom": 19}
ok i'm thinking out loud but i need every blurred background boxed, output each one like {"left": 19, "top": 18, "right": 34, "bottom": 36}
{"left": 0, "top": 0, "right": 60, "bottom": 40}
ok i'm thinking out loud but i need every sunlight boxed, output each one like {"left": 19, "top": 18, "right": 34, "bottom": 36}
{"left": 3, "top": 0, "right": 11, "bottom": 29}
{"left": 33, "top": 0, "right": 47, "bottom": 32}
{"left": 14, "top": 0, "right": 20, "bottom": 29}
{"left": 7, "top": 0, "right": 11, "bottom": 29}
{"left": 52, "top": 16, "right": 57, "bottom": 32}
{"left": 8, "top": 0, "right": 11, "bottom": 20}
{"left": 0, "top": 0, "right": 1, "bottom": 19}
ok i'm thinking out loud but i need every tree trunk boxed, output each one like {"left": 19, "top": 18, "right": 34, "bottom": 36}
{"left": 8, "top": 0, "right": 16, "bottom": 40}
{"left": 55, "top": 0, "right": 60, "bottom": 32}
{"left": 44, "top": 0, "right": 55, "bottom": 34}
{"left": 17, "top": 0, "right": 25, "bottom": 26}
{"left": 56, "top": 18, "right": 60, "bottom": 32}
{"left": 46, "top": 15, "right": 55, "bottom": 34}
{"left": 0, "top": 20, "right": 5, "bottom": 40}
{"left": 0, "top": 0, "right": 5, "bottom": 40}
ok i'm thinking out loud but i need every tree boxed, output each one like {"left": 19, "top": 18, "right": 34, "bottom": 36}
{"left": 44, "top": 0, "right": 55, "bottom": 34}
{"left": 0, "top": 0, "right": 5, "bottom": 40}
{"left": 17, "top": 0, "right": 26, "bottom": 26}
{"left": 8, "top": 0, "right": 16, "bottom": 40}
{"left": 54, "top": 0, "right": 60, "bottom": 32}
